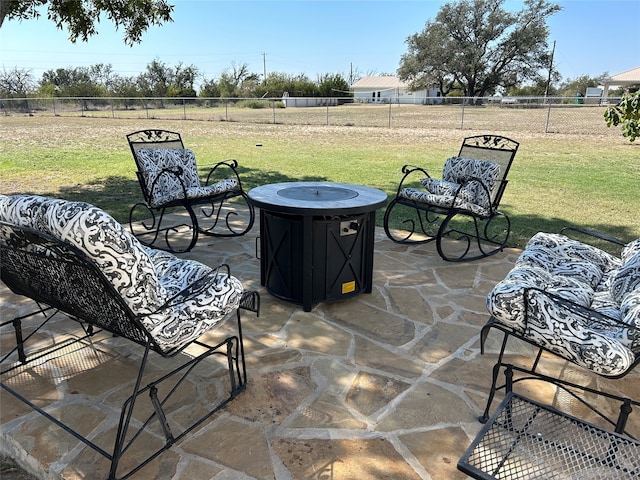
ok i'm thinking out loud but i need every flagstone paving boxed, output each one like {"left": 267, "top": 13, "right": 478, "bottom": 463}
{"left": 2, "top": 223, "right": 639, "bottom": 479}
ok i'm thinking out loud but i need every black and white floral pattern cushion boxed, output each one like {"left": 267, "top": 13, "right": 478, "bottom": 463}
{"left": 487, "top": 231, "right": 640, "bottom": 377}
{"left": 398, "top": 156, "right": 501, "bottom": 216}
{"left": 0, "top": 194, "right": 243, "bottom": 355}
{"left": 135, "top": 148, "right": 239, "bottom": 208}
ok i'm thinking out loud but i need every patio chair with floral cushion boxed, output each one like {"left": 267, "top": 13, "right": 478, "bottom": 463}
{"left": 383, "top": 135, "right": 519, "bottom": 261}
{"left": 479, "top": 227, "right": 640, "bottom": 434}
{"left": 127, "top": 129, "right": 255, "bottom": 253}
{"left": 0, "top": 194, "right": 259, "bottom": 479}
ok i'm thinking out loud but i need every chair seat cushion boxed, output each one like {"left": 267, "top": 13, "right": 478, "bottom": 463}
{"left": 611, "top": 252, "right": 640, "bottom": 305}
{"left": 157, "top": 179, "right": 239, "bottom": 206}
{"left": 145, "top": 247, "right": 243, "bottom": 355}
{"left": 0, "top": 194, "right": 167, "bottom": 314}
{"left": 397, "top": 156, "right": 501, "bottom": 216}
{"left": 516, "top": 245, "right": 605, "bottom": 289}
{"left": 399, "top": 187, "right": 492, "bottom": 217}
{"left": 525, "top": 232, "right": 621, "bottom": 273}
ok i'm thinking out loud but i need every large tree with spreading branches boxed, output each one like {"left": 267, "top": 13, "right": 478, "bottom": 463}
{"left": 398, "top": 0, "right": 561, "bottom": 99}
{"left": 0, "top": 0, "right": 173, "bottom": 45}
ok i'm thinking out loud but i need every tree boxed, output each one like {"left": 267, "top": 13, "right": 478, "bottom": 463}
{"left": 0, "top": 67, "right": 35, "bottom": 97}
{"left": 137, "top": 59, "right": 172, "bottom": 98}
{"left": 0, "top": 0, "right": 173, "bottom": 46}
{"left": 40, "top": 66, "right": 105, "bottom": 97}
{"left": 317, "top": 73, "right": 351, "bottom": 98}
{"left": 398, "top": 0, "right": 561, "bottom": 99}
{"left": 604, "top": 91, "right": 640, "bottom": 143}
{"left": 557, "top": 74, "right": 606, "bottom": 98}
{"left": 217, "top": 63, "right": 260, "bottom": 98}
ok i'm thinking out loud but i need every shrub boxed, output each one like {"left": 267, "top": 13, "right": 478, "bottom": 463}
{"left": 604, "top": 91, "right": 640, "bottom": 142}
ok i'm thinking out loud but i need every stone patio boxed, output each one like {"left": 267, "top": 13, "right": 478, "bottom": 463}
{"left": 2, "top": 218, "right": 639, "bottom": 480}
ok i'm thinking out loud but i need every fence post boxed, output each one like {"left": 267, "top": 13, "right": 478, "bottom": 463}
{"left": 545, "top": 102, "right": 552, "bottom": 133}
{"left": 460, "top": 98, "right": 466, "bottom": 129}
{"left": 182, "top": 99, "right": 186, "bottom": 120}
{"left": 388, "top": 102, "right": 392, "bottom": 128}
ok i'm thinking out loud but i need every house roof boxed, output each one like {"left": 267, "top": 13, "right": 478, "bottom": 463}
{"left": 604, "top": 67, "right": 640, "bottom": 85}
{"left": 351, "top": 76, "right": 408, "bottom": 89}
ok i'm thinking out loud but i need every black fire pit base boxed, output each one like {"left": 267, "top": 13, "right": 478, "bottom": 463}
{"left": 248, "top": 182, "right": 387, "bottom": 312}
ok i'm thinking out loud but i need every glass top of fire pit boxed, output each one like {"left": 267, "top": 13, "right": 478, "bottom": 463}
{"left": 277, "top": 185, "right": 359, "bottom": 202}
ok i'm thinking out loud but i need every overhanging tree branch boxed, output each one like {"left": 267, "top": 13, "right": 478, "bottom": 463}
{"left": 0, "top": 0, "right": 174, "bottom": 46}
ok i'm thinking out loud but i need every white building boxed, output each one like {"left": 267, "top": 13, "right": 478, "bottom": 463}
{"left": 351, "top": 76, "right": 442, "bottom": 104}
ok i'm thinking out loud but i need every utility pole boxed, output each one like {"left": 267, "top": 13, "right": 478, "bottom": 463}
{"left": 544, "top": 40, "right": 556, "bottom": 104}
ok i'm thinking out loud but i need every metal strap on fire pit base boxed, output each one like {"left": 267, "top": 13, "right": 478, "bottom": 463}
{"left": 458, "top": 392, "right": 640, "bottom": 479}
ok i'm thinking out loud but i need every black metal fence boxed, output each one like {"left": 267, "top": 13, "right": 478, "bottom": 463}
{"left": 0, "top": 96, "right": 621, "bottom": 135}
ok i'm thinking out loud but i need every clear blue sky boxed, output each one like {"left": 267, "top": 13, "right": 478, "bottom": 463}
{"left": 1, "top": 0, "right": 639, "bottom": 89}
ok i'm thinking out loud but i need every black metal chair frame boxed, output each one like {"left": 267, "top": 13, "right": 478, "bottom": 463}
{"left": 383, "top": 135, "right": 519, "bottom": 261}
{"left": 126, "top": 129, "right": 255, "bottom": 253}
{"left": 0, "top": 222, "right": 260, "bottom": 480}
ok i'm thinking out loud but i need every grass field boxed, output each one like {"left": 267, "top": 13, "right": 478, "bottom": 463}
{"left": 1, "top": 109, "right": 638, "bottom": 251}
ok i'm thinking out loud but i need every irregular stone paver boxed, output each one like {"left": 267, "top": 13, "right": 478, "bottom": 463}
{"left": 226, "top": 367, "right": 316, "bottom": 425}
{"left": 325, "top": 301, "right": 415, "bottom": 346}
{"left": 377, "top": 382, "right": 476, "bottom": 431}
{"left": 353, "top": 336, "right": 424, "bottom": 379}
{"left": 182, "top": 418, "right": 273, "bottom": 479}
{"left": 346, "top": 371, "right": 411, "bottom": 417}
{"left": 289, "top": 392, "right": 367, "bottom": 429}
{"left": 272, "top": 438, "right": 423, "bottom": 480}
{"left": 400, "top": 427, "right": 471, "bottom": 480}
{"left": 411, "top": 322, "right": 478, "bottom": 364}
{"left": 4, "top": 222, "right": 639, "bottom": 480}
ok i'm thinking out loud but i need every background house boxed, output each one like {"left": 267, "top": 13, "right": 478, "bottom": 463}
{"left": 602, "top": 66, "right": 640, "bottom": 101}
{"left": 351, "top": 76, "right": 442, "bottom": 104}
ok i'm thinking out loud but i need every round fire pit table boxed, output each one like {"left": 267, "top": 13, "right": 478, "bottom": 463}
{"left": 247, "top": 181, "right": 387, "bottom": 311}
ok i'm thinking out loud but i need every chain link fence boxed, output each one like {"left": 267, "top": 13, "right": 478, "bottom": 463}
{"left": 0, "top": 96, "right": 621, "bottom": 136}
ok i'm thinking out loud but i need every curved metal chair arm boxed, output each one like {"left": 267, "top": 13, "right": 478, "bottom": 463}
{"left": 202, "top": 158, "right": 243, "bottom": 187}
{"left": 560, "top": 226, "right": 627, "bottom": 247}
{"left": 148, "top": 166, "right": 189, "bottom": 204}
{"left": 395, "top": 164, "right": 432, "bottom": 194}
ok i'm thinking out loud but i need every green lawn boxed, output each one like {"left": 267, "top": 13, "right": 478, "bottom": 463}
{"left": 1, "top": 114, "right": 638, "bottom": 251}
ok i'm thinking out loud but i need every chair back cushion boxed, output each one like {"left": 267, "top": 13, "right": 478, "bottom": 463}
{"left": 0, "top": 194, "right": 166, "bottom": 314}
{"left": 611, "top": 252, "right": 640, "bottom": 305}
{"left": 443, "top": 157, "right": 501, "bottom": 193}
{"left": 135, "top": 148, "right": 202, "bottom": 207}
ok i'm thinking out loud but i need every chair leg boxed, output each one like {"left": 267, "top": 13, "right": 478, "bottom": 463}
{"left": 108, "top": 327, "right": 248, "bottom": 479}
{"left": 383, "top": 198, "right": 441, "bottom": 244}
{"left": 437, "top": 211, "right": 511, "bottom": 262}
{"left": 480, "top": 329, "right": 510, "bottom": 423}
{"left": 129, "top": 202, "right": 199, "bottom": 253}
{"left": 197, "top": 192, "right": 255, "bottom": 239}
